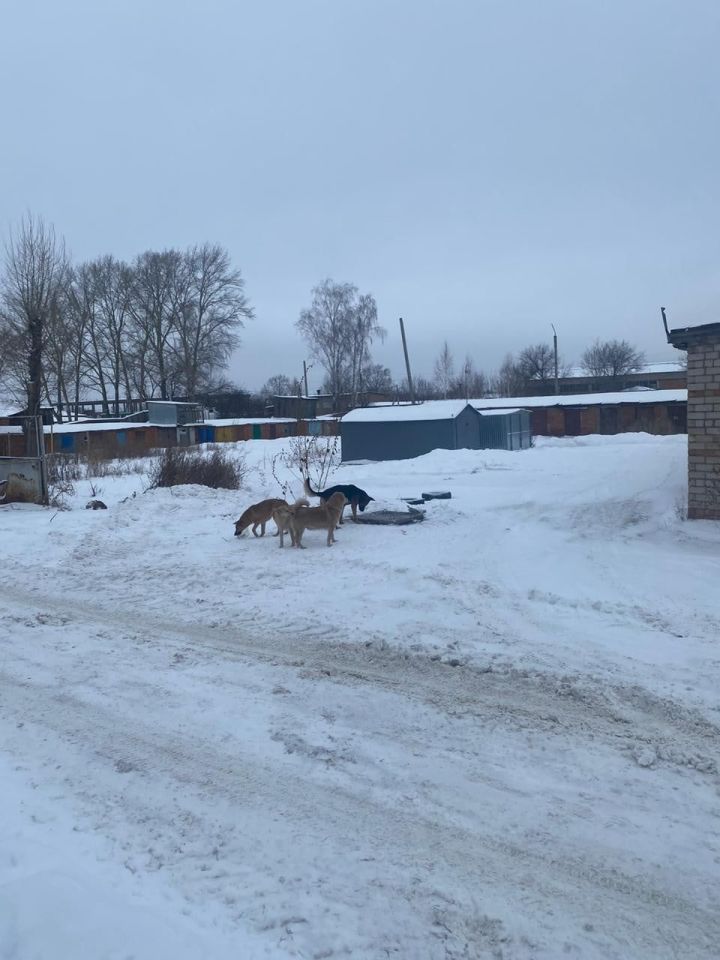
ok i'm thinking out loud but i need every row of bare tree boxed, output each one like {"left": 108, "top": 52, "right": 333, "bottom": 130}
{"left": 1, "top": 215, "right": 653, "bottom": 416}
{"left": 263, "top": 282, "right": 650, "bottom": 403}
{"left": 0, "top": 215, "right": 252, "bottom": 418}
{"left": 263, "top": 334, "right": 649, "bottom": 404}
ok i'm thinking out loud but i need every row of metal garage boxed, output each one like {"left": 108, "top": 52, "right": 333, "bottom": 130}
{"left": 2, "top": 390, "right": 688, "bottom": 464}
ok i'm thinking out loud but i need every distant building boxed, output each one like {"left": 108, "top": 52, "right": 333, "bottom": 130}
{"left": 472, "top": 389, "right": 686, "bottom": 438}
{"left": 146, "top": 400, "right": 203, "bottom": 427}
{"left": 524, "top": 360, "right": 686, "bottom": 396}
{"left": 271, "top": 392, "right": 392, "bottom": 420}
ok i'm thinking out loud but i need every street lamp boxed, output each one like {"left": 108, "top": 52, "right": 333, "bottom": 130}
{"left": 302, "top": 360, "right": 314, "bottom": 396}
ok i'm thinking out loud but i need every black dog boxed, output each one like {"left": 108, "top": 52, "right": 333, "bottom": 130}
{"left": 304, "top": 477, "right": 374, "bottom": 523}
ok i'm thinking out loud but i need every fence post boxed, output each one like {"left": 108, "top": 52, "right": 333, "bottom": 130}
{"left": 35, "top": 415, "right": 49, "bottom": 505}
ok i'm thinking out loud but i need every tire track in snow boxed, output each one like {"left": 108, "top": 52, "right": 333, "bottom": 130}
{"left": 2, "top": 581, "right": 719, "bottom": 776}
{"left": 2, "top": 582, "right": 720, "bottom": 958}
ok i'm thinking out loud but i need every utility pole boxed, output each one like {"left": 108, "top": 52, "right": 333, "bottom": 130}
{"left": 551, "top": 324, "right": 559, "bottom": 395}
{"left": 303, "top": 360, "right": 309, "bottom": 397}
{"left": 399, "top": 317, "right": 416, "bottom": 404}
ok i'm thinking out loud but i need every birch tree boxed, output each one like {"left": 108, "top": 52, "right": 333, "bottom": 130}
{"left": 433, "top": 341, "right": 455, "bottom": 399}
{"left": 296, "top": 279, "right": 384, "bottom": 402}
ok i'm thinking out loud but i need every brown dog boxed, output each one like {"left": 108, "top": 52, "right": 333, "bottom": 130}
{"left": 272, "top": 498, "right": 309, "bottom": 547}
{"left": 289, "top": 492, "right": 348, "bottom": 548}
{"left": 234, "top": 498, "right": 288, "bottom": 537}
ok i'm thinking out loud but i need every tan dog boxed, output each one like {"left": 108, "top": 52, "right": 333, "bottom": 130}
{"left": 289, "top": 491, "right": 347, "bottom": 548}
{"left": 234, "top": 498, "right": 288, "bottom": 537}
{"left": 272, "top": 498, "right": 309, "bottom": 548}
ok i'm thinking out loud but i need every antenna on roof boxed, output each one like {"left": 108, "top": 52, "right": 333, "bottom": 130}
{"left": 660, "top": 306, "right": 670, "bottom": 341}
{"left": 399, "top": 317, "right": 417, "bottom": 404}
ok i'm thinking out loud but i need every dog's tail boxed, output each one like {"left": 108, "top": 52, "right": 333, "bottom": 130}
{"left": 303, "top": 477, "right": 320, "bottom": 498}
{"left": 291, "top": 497, "right": 310, "bottom": 511}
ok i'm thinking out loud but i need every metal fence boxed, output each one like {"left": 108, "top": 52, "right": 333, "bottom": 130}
{"left": 0, "top": 416, "right": 48, "bottom": 505}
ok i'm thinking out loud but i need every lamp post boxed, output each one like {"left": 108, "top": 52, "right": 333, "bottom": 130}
{"left": 302, "top": 360, "right": 313, "bottom": 397}
{"left": 551, "top": 324, "right": 559, "bottom": 395}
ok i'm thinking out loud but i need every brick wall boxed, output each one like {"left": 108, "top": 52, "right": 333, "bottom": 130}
{"left": 687, "top": 334, "right": 720, "bottom": 520}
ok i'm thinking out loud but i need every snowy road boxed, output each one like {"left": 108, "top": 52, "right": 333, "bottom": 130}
{"left": 2, "top": 578, "right": 719, "bottom": 959}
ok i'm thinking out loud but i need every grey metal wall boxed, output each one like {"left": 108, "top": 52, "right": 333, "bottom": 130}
{"left": 477, "top": 411, "right": 532, "bottom": 450}
{"left": 453, "top": 406, "right": 482, "bottom": 449}
{"left": 342, "top": 419, "right": 457, "bottom": 461}
{"left": 341, "top": 408, "right": 531, "bottom": 461}
{"left": 147, "top": 402, "right": 177, "bottom": 426}
{"left": 0, "top": 456, "right": 46, "bottom": 504}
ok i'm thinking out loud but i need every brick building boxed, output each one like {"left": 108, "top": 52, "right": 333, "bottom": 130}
{"left": 524, "top": 360, "right": 687, "bottom": 396}
{"left": 666, "top": 320, "right": 720, "bottom": 520}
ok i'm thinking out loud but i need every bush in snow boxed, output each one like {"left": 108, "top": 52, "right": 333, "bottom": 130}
{"left": 147, "top": 446, "right": 245, "bottom": 490}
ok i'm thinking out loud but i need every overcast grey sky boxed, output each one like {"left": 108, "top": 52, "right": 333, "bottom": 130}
{"left": 2, "top": 0, "right": 718, "bottom": 392}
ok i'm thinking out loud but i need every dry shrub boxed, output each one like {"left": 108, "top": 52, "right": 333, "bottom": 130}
{"left": 148, "top": 446, "right": 245, "bottom": 490}
{"left": 269, "top": 435, "right": 340, "bottom": 499}
{"left": 47, "top": 454, "right": 82, "bottom": 484}
{"left": 84, "top": 453, "right": 147, "bottom": 478}
{"left": 46, "top": 455, "right": 78, "bottom": 508}
{"left": 47, "top": 452, "right": 146, "bottom": 481}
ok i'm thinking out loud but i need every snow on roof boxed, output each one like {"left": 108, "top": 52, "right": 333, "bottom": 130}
{"left": 471, "top": 389, "right": 686, "bottom": 410}
{"left": 477, "top": 407, "right": 526, "bottom": 416}
{"left": 0, "top": 425, "right": 23, "bottom": 435}
{"left": 342, "top": 401, "right": 474, "bottom": 423}
{"left": 342, "top": 389, "right": 687, "bottom": 423}
{"left": 43, "top": 421, "right": 153, "bottom": 435}
{"left": 192, "top": 417, "right": 296, "bottom": 427}
{"left": 146, "top": 399, "right": 200, "bottom": 407}
{"left": 565, "top": 360, "right": 685, "bottom": 378}
{"left": 272, "top": 394, "right": 332, "bottom": 399}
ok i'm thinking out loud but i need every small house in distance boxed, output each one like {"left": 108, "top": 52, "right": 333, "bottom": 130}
{"left": 146, "top": 400, "right": 203, "bottom": 427}
{"left": 341, "top": 401, "right": 531, "bottom": 462}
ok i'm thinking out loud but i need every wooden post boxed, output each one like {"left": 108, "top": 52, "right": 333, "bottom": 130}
{"left": 303, "top": 360, "right": 309, "bottom": 397}
{"left": 35, "top": 415, "right": 49, "bottom": 505}
{"left": 399, "top": 317, "right": 416, "bottom": 404}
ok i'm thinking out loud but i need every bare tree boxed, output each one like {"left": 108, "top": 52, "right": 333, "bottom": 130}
{"left": 433, "top": 341, "right": 455, "bottom": 399}
{"left": 0, "top": 315, "right": 15, "bottom": 395}
{"left": 172, "top": 244, "right": 252, "bottom": 399}
{"left": 491, "top": 354, "right": 527, "bottom": 397}
{"left": 397, "top": 375, "right": 439, "bottom": 401}
{"left": 450, "top": 354, "right": 488, "bottom": 399}
{"left": 296, "top": 279, "right": 384, "bottom": 403}
{"left": 260, "top": 373, "right": 302, "bottom": 399}
{"left": 126, "top": 249, "right": 186, "bottom": 400}
{"left": 43, "top": 273, "right": 90, "bottom": 421}
{"left": 77, "top": 256, "right": 135, "bottom": 416}
{"left": 517, "top": 343, "right": 557, "bottom": 385}
{"left": 347, "top": 292, "right": 384, "bottom": 401}
{"left": 580, "top": 339, "right": 645, "bottom": 381}
{"left": 360, "top": 362, "right": 393, "bottom": 393}
{"left": 1, "top": 214, "right": 69, "bottom": 444}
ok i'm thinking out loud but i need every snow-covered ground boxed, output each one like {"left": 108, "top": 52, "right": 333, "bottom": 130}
{"left": 1, "top": 434, "right": 719, "bottom": 959}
